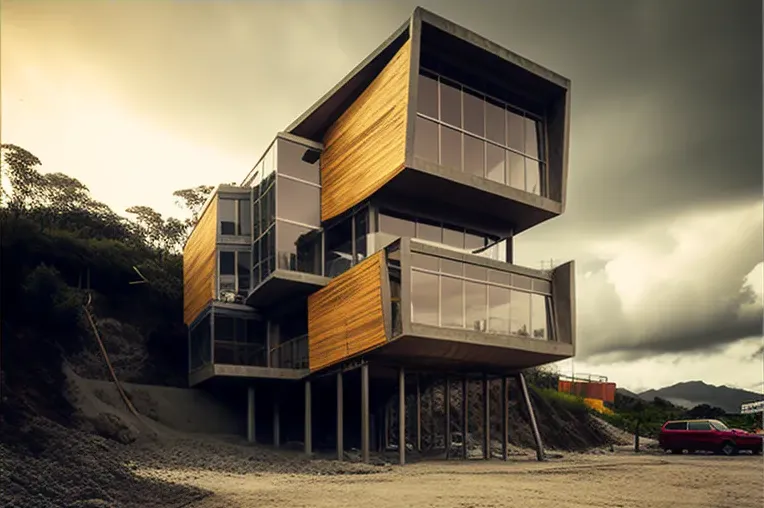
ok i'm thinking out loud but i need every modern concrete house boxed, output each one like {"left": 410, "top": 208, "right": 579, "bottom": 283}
{"left": 183, "top": 7, "right": 574, "bottom": 464}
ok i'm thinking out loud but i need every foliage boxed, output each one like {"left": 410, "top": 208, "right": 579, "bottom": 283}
{"left": 534, "top": 387, "right": 589, "bottom": 413}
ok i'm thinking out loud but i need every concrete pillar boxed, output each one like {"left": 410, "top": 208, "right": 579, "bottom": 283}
{"left": 398, "top": 367, "right": 406, "bottom": 465}
{"left": 501, "top": 377, "right": 509, "bottom": 461}
{"left": 483, "top": 375, "right": 490, "bottom": 460}
{"left": 273, "top": 399, "right": 280, "bottom": 447}
{"left": 336, "top": 371, "right": 344, "bottom": 460}
{"left": 416, "top": 374, "right": 422, "bottom": 452}
{"left": 445, "top": 377, "right": 451, "bottom": 458}
{"left": 361, "top": 363, "right": 370, "bottom": 463}
{"left": 461, "top": 377, "right": 468, "bottom": 459}
{"left": 304, "top": 380, "right": 312, "bottom": 456}
{"left": 518, "top": 372, "right": 545, "bottom": 461}
{"left": 247, "top": 386, "right": 255, "bottom": 443}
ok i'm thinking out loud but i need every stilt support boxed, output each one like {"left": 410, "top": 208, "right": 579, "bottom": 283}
{"left": 483, "top": 375, "right": 490, "bottom": 460}
{"left": 445, "top": 377, "right": 451, "bottom": 458}
{"left": 336, "top": 371, "right": 344, "bottom": 460}
{"left": 416, "top": 374, "right": 422, "bottom": 452}
{"left": 361, "top": 363, "right": 370, "bottom": 463}
{"left": 247, "top": 386, "right": 255, "bottom": 443}
{"left": 518, "top": 372, "right": 545, "bottom": 461}
{"left": 398, "top": 366, "right": 406, "bottom": 465}
{"left": 304, "top": 380, "right": 312, "bottom": 456}
{"left": 462, "top": 377, "right": 468, "bottom": 459}
{"left": 501, "top": 377, "right": 509, "bottom": 461}
{"left": 273, "top": 399, "right": 280, "bottom": 447}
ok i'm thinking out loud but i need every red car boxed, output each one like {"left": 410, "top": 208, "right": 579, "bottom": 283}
{"left": 659, "top": 419, "right": 763, "bottom": 455}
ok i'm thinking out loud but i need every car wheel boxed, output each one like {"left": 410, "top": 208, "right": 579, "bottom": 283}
{"left": 719, "top": 441, "right": 737, "bottom": 456}
{"left": 753, "top": 447, "right": 762, "bottom": 456}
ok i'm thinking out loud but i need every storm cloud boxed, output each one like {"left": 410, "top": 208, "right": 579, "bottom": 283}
{"left": 2, "top": 0, "right": 762, "bottom": 376}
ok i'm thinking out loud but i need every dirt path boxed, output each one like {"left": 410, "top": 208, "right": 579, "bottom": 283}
{"left": 140, "top": 453, "right": 763, "bottom": 508}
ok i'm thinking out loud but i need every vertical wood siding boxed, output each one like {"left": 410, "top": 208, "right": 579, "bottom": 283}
{"left": 320, "top": 39, "right": 411, "bottom": 222}
{"left": 308, "top": 252, "right": 387, "bottom": 371}
{"left": 183, "top": 198, "right": 218, "bottom": 325}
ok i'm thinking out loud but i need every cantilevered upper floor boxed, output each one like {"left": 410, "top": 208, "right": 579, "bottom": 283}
{"left": 285, "top": 7, "right": 571, "bottom": 236}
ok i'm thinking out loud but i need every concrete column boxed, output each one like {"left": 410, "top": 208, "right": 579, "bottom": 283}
{"left": 247, "top": 386, "right": 255, "bottom": 443}
{"left": 304, "top": 380, "right": 312, "bottom": 456}
{"left": 361, "top": 363, "right": 370, "bottom": 463}
{"left": 501, "top": 377, "right": 509, "bottom": 461}
{"left": 273, "top": 399, "right": 280, "bottom": 447}
{"left": 461, "top": 377, "right": 468, "bottom": 459}
{"left": 336, "top": 371, "right": 344, "bottom": 460}
{"left": 445, "top": 377, "right": 451, "bottom": 458}
{"left": 416, "top": 374, "right": 422, "bottom": 452}
{"left": 483, "top": 375, "right": 490, "bottom": 460}
{"left": 518, "top": 372, "right": 545, "bottom": 461}
{"left": 398, "top": 367, "right": 406, "bottom": 466}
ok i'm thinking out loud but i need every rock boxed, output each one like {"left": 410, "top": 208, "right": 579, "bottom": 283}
{"left": 90, "top": 413, "right": 137, "bottom": 444}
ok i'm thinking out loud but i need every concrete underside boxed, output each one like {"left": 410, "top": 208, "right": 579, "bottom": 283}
{"left": 189, "top": 363, "right": 309, "bottom": 387}
{"left": 245, "top": 270, "right": 328, "bottom": 310}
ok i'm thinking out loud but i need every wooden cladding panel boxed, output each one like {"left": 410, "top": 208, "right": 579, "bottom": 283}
{"left": 308, "top": 252, "right": 387, "bottom": 371}
{"left": 183, "top": 199, "right": 217, "bottom": 325}
{"left": 320, "top": 39, "right": 411, "bottom": 222}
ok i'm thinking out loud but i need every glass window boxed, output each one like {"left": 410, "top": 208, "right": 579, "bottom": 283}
{"left": 465, "top": 281, "right": 487, "bottom": 332}
{"left": 507, "top": 109, "right": 524, "bottom": 152}
{"left": 485, "top": 98, "right": 505, "bottom": 145}
{"left": 664, "top": 422, "right": 687, "bottom": 430}
{"left": 525, "top": 117, "right": 540, "bottom": 160}
{"left": 379, "top": 212, "right": 416, "bottom": 238}
{"left": 252, "top": 198, "right": 260, "bottom": 239}
{"left": 488, "top": 286, "right": 510, "bottom": 334}
{"left": 465, "top": 265, "right": 487, "bottom": 281}
{"left": 417, "top": 73, "right": 439, "bottom": 118}
{"left": 214, "top": 315, "right": 235, "bottom": 342}
{"left": 262, "top": 143, "right": 276, "bottom": 181}
{"left": 465, "top": 233, "right": 485, "bottom": 253}
{"left": 440, "top": 79, "right": 462, "bottom": 127}
{"left": 261, "top": 227, "right": 275, "bottom": 280}
{"left": 526, "top": 159, "right": 542, "bottom": 196}
{"left": 277, "top": 220, "right": 316, "bottom": 271}
{"left": 259, "top": 184, "right": 275, "bottom": 233}
{"left": 688, "top": 421, "right": 712, "bottom": 431}
{"left": 486, "top": 143, "right": 505, "bottom": 184}
{"left": 414, "top": 116, "right": 439, "bottom": 163}
{"left": 417, "top": 221, "right": 442, "bottom": 244}
{"left": 443, "top": 227, "right": 464, "bottom": 250}
{"left": 463, "top": 135, "right": 484, "bottom": 178}
{"left": 510, "top": 290, "right": 531, "bottom": 337}
{"left": 190, "top": 314, "right": 211, "bottom": 369}
{"left": 463, "top": 90, "right": 484, "bottom": 137}
{"left": 237, "top": 251, "right": 250, "bottom": 295}
{"left": 508, "top": 152, "right": 525, "bottom": 191}
{"left": 440, "top": 126, "right": 462, "bottom": 171}
{"left": 238, "top": 199, "right": 251, "bottom": 236}
{"left": 441, "top": 276, "right": 464, "bottom": 328}
{"left": 411, "top": 252, "right": 439, "bottom": 271}
{"left": 512, "top": 275, "right": 533, "bottom": 291}
{"left": 354, "top": 211, "right": 368, "bottom": 262}
{"left": 276, "top": 175, "right": 320, "bottom": 226}
{"left": 276, "top": 139, "right": 320, "bottom": 184}
{"left": 532, "top": 279, "right": 552, "bottom": 294}
{"left": 531, "top": 293, "right": 548, "bottom": 340}
{"left": 219, "top": 251, "right": 235, "bottom": 275}
{"left": 441, "top": 259, "right": 462, "bottom": 276}
{"left": 412, "top": 270, "right": 439, "bottom": 326}
{"left": 488, "top": 270, "right": 510, "bottom": 285}
{"left": 325, "top": 216, "right": 352, "bottom": 277}
{"left": 219, "top": 198, "right": 236, "bottom": 235}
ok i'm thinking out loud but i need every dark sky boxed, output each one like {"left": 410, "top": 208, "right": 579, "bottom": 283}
{"left": 3, "top": 0, "right": 762, "bottom": 388}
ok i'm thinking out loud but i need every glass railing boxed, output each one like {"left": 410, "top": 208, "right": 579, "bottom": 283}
{"left": 269, "top": 334, "right": 309, "bottom": 369}
{"left": 213, "top": 341, "right": 267, "bottom": 367}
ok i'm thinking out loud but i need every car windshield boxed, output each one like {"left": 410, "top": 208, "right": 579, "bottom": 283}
{"left": 709, "top": 420, "right": 729, "bottom": 431}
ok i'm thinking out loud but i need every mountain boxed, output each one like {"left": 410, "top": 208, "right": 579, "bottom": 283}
{"left": 638, "top": 381, "right": 763, "bottom": 414}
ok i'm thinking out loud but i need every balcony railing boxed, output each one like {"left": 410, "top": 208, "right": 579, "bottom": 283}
{"left": 213, "top": 340, "right": 267, "bottom": 367}
{"left": 269, "top": 334, "right": 309, "bottom": 369}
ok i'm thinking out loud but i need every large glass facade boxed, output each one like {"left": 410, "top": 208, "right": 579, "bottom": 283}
{"left": 378, "top": 209, "right": 507, "bottom": 262}
{"left": 409, "top": 252, "right": 552, "bottom": 340}
{"left": 189, "top": 314, "right": 211, "bottom": 370}
{"left": 219, "top": 197, "right": 251, "bottom": 236}
{"left": 217, "top": 249, "right": 250, "bottom": 300}
{"left": 250, "top": 137, "right": 323, "bottom": 287}
{"left": 213, "top": 314, "right": 267, "bottom": 366}
{"left": 324, "top": 206, "right": 370, "bottom": 277}
{"left": 414, "top": 69, "right": 547, "bottom": 196}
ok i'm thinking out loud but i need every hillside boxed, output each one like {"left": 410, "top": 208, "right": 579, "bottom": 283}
{"left": 639, "top": 381, "right": 763, "bottom": 414}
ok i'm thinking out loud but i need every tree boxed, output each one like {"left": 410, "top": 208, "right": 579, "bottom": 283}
{"left": 172, "top": 185, "right": 213, "bottom": 224}
{"left": 1, "top": 143, "right": 46, "bottom": 211}
{"left": 125, "top": 205, "right": 185, "bottom": 254}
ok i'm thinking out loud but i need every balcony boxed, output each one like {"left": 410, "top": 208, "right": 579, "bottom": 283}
{"left": 372, "top": 238, "right": 574, "bottom": 372}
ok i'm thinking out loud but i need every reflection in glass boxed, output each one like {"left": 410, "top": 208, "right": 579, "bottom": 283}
{"left": 531, "top": 293, "right": 548, "bottom": 339}
{"left": 465, "top": 281, "right": 487, "bottom": 331}
{"left": 263, "top": 143, "right": 276, "bottom": 181}
{"left": 508, "top": 151, "right": 525, "bottom": 191}
{"left": 252, "top": 198, "right": 260, "bottom": 239}
{"left": 443, "top": 228, "right": 464, "bottom": 250}
{"left": 440, "top": 79, "right": 462, "bottom": 127}
{"left": 486, "top": 143, "right": 505, "bottom": 184}
{"left": 465, "top": 233, "right": 485, "bottom": 252}
{"left": 239, "top": 199, "right": 251, "bottom": 236}
{"left": 411, "top": 252, "right": 439, "bottom": 271}
{"left": 276, "top": 138, "right": 320, "bottom": 184}
{"left": 417, "top": 73, "right": 439, "bottom": 118}
{"left": 507, "top": 109, "right": 525, "bottom": 152}
{"left": 190, "top": 314, "right": 211, "bottom": 370}
{"left": 488, "top": 286, "right": 510, "bottom": 334}
{"left": 440, "top": 126, "right": 462, "bottom": 171}
{"left": 354, "top": 211, "right": 368, "bottom": 262}
{"left": 417, "top": 221, "right": 441, "bottom": 244}
{"left": 524, "top": 117, "right": 540, "bottom": 160}
{"left": 259, "top": 184, "right": 275, "bottom": 234}
{"left": 510, "top": 290, "right": 531, "bottom": 337}
{"left": 324, "top": 216, "right": 352, "bottom": 277}
{"left": 463, "top": 90, "right": 485, "bottom": 136}
{"left": 526, "top": 159, "right": 541, "bottom": 196}
{"left": 485, "top": 98, "right": 505, "bottom": 144}
{"left": 441, "top": 259, "right": 462, "bottom": 276}
{"left": 277, "top": 220, "right": 315, "bottom": 272}
{"left": 464, "top": 135, "right": 484, "bottom": 178}
{"left": 412, "top": 270, "right": 439, "bottom": 326}
{"left": 260, "top": 227, "right": 275, "bottom": 280}
{"left": 276, "top": 175, "right": 320, "bottom": 226}
{"left": 379, "top": 213, "right": 416, "bottom": 238}
{"left": 414, "top": 116, "right": 439, "bottom": 164}
{"left": 441, "top": 276, "right": 464, "bottom": 328}
{"left": 219, "top": 198, "right": 236, "bottom": 235}
{"left": 237, "top": 251, "right": 250, "bottom": 295}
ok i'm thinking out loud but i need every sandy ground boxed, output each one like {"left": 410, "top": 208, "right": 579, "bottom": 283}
{"left": 138, "top": 452, "right": 764, "bottom": 508}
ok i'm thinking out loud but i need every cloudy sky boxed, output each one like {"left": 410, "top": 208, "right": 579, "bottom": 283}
{"left": 2, "top": 0, "right": 762, "bottom": 394}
